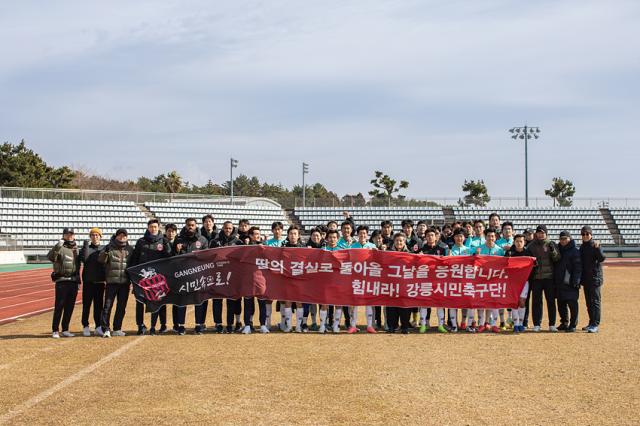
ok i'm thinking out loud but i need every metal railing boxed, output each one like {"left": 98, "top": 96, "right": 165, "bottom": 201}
{"left": 0, "top": 234, "right": 22, "bottom": 251}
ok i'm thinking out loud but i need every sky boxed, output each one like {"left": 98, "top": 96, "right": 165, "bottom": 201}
{"left": 0, "top": 0, "right": 638, "bottom": 200}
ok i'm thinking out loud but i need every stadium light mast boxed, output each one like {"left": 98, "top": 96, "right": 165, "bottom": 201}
{"left": 509, "top": 125, "right": 541, "bottom": 207}
{"left": 302, "top": 162, "right": 309, "bottom": 208}
{"left": 230, "top": 157, "right": 238, "bottom": 205}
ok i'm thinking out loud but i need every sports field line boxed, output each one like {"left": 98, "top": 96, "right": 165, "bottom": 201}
{"left": 0, "top": 282, "right": 53, "bottom": 294}
{"left": 0, "top": 336, "right": 147, "bottom": 425}
{"left": 0, "top": 338, "right": 75, "bottom": 371}
{"left": 0, "top": 296, "right": 56, "bottom": 311}
{"left": 0, "top": 288, "right": 54, "bottom": 301}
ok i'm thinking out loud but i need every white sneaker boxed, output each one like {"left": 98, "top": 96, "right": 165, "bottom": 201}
{"left": 549, "top": 326, "right": 558, "bottom": 332}
{"left": 318, "top": 324, "right": 326, "bottom": 334}
{"left": 83, "top": 326, "right": 91, "bottom": 337}
{"left": 259, "top": 325, "right": 270, "bottom": 334}
{"left": 112, "top": 330, "right": 126, "bottom": 336}
{"left": 533, "top": 326, "right": 541, "bottom": 332}
{"left": 52, "top": 331, "right": 60, "bottom": 339}
{"left": 295, "top": 325, "right": 302, "bottom": 333}
{"left": 95, "top": 326, "right": 104, "bottom": 337}
{"left": 103, "top": 330, "right": 111, "bottom": 338}
{"left": 61, "top": 331, "right": 75, "bottom": 337}
{"left": 332, "top": 324, "right": 340, "bottom": 333}
{"left": 242, "top": 325, "right": 252, "bottom": 334}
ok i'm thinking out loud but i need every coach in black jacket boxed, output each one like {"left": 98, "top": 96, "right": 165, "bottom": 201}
{"left": 553, "top": 231, "right": 582, "bottom": 332}
{"left": 131, "top": 219, "right": 171, "bottom": 335}
{"left": 173, "top": 218, "right": 209, "bottom": 335}
{"left": 211, "top": 221, "right": 243, "bottom": 333}
{"left": 579, "top": 226, "right": 606, "bottom": 333}
{"left": 79, "top": 228, "right": 106, "bottom": 336}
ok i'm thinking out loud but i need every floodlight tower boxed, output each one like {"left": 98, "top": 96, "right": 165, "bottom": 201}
{"left": 509, "top": 126, "right": 541, "bottom": 207}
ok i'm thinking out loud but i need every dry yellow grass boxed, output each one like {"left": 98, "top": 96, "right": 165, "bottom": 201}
{"left": 0, "top": 267, "right": 639, "bottom": 425}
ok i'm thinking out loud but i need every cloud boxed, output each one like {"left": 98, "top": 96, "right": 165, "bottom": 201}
{"left": 0, "top": 0, "right": 638, "bottom": 199}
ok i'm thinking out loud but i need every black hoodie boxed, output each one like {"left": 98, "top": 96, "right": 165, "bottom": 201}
{"left": 174, "top": 227, "right": 208, "bottom": 255}
{"left": 79, "top": 240, "right": 106, "bottom": 283}
{"left": 210, "top": 227, "right": 242, "bottom": 248}
{"left": 200, "top": 226, "right": 218, "bottom": 243}
{"left": 131, "top": 230, "right": 171, "bottom": 266}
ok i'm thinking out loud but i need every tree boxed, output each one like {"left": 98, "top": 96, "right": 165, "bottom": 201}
{"left": 459, "top": 179, "right": 491, "bottom": 207}
{"left": 0, "top": 140, "right": 75, "bottom": 188}
{"left": 545, "top": 177, "right": 576, "bottom": 207}
{"left": 368, "top": 170, "right": 409, "bottom": 207}
{"left": 341, "top": 192, "right": 367, "bottom": 207}
{"left": 164, "top": 170, "right": 183, "bottom": 193}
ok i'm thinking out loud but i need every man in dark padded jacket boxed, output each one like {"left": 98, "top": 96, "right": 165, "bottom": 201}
{"left": 78, "top": 227, "right": 106, "bottom": 337}
{"left": 131, "top": 219, "right": 171, "bottom": 335}
{"left": 579, "top": 225, "right": 606, "bottom": 333}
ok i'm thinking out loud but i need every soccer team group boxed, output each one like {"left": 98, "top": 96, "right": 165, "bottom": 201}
{"left": 46, "top": 211, "right": 606, "bottom": 338}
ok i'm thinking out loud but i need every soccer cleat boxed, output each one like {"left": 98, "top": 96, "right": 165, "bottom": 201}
{"left": 366, "top": 326, "right": 377, "bottom": 334}
{"left": 159, "top": 325, "right": 168, "bottom": 333}
{"left": 588, "top": 326, "right": 599, "bottom": 333}
{"left": 318, "top": 324, "right": 326, "bottom": 334}
{"left": 347, "top": 326, "right": 358, "bottom": 334}
{"left": 401, "top": 328, "right": 409, "bottom": 334}
{"left": 112, "top": 330, "right": 126, "bottom": 336}
{"left": 459, "top": 322, "right": 467, "bottom": 331}
{"left": 260, "top": 325, "right": 270, "bottom": 334}
{"left": 332, "top": 325, "right": 340, "bottom": 334}
{"left": 82, "top": 326, "right": 91, "bottom": 337}
{"left": 549, "top": 326, "right": 558, "bottom": 332}
{"left": 310, "top": 323, "right": 319, "bottom": 332}
{"left": 102, "top": 330, "right": 111, "bottom": 338}
{"left": 95, "top": 326, "right": 104, "bottom": 337}
{"left": 491, "top": 326, "right": 501, "bottom": 333}
{"left": 477, "top": 325, "right": 487, "bottom": 333}
{"left": 500, "top": 323, "right": 508, "bottom": 331}
{"left": 215, "top": 324, "right": 224, "bottom": 334}
{"left": 566, "top": 327, "right": 576, "bottom": 333}
{"left": 233, "top": 322, "right": 243, "bottom": 333}
{"left": 513, "top": 325, "right": 520, "bottom": 333}
{"left": 194, "top": 325, "right": 203, "bottom": 335}
{"left": 557, "top": 323, "right": 568, "bottom": 331}
{"left": 52, "top": 331, "right": 60, "bottom": 339}
{"left": 581, "top": 325, "right": 591, "bottom": 331}
{"left": 450, "top": 326, "right": 458, "bottom": 333}
{"left": 467, "top": 326, "right": 477, "bottom": 333}
{"left": 178, "top": 326, "right": 186, "bottom": 336}
{"left": 295, "top": 325, "right": 302, "bottom": 333}
{"left": 61, "top": 331, "right": 75, "bottom": 337}
{"left": 242, "top": 325, "right": 252, "bottom": 334}
{"left": 149, "top": 327, "right": 157, "bottom": 336}
{"left": 533, "top": 326, "right": 541, "bottom": 332}
{"left": 437, "top": 325, "right": 448, "bottom": 334}
{"left": 419, "top": 325, "right": 427, "bottom": 334}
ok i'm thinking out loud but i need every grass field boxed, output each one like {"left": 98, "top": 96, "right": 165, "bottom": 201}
{"left": 0, "top": 266, "right": 638, "bottom": 425}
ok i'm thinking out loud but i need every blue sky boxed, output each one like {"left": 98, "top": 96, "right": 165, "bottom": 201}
{"left": 1, "top": 0, "right": 638, "bottom": 199}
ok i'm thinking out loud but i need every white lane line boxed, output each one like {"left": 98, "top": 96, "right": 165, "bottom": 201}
{"left": 0, "top": 283, "right": 54, "bottom": 293}
{"left": 0, "top": 301, "right": 81, "bottom": 325}
{"left": 0, "top": 288, "right": 54, "bottom": 300}
{"left": 0, "top": 336, "right": 147, "bottom": 424}
{"left": 0, "top": 297, "right": 56, "bottom": 310}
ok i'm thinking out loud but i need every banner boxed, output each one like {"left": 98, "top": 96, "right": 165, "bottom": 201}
{"left": 128, "top": 246, "right": 535, "bottom": 312}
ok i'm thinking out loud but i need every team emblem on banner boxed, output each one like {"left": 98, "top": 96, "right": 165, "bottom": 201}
{"left": 137, "top": 268, "right": 170, "bottom": 302}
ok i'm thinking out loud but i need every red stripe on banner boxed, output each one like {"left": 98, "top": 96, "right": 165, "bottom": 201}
{"left": 129, "top": 246, "right": 535, "bottom": 310}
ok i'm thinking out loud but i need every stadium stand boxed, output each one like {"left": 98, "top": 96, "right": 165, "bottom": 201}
{"left": 294, "top": 207, "right": 445, "bottom": 232}
{"left": 145, "top": 202, "right": 289, "bottom": 238}
{"left": 0, "top": 198, "right": 147, "bottom": 255}
{"left": 610, "top": 208, "right": 640, "bottom": 245}
{"left": 452, "top": 207, "right": 615, "bottom": 245}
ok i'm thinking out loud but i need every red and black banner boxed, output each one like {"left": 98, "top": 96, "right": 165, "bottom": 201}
{"left": 128, "top": 246, "right": 535, "bottom": 313}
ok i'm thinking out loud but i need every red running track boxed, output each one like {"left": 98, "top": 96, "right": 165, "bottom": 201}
{"left": 0, "top": 267, "right": 80, "bottom": 325}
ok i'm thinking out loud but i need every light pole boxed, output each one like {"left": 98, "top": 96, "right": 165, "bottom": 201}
{"left": 509, "top": 125, "right": 540, "bottom": 207}
{"left": 230, "top": 157, "right": 238, "bottom": 205}
{"left": 302, "top": 162, "right": 309, "bottom": 208}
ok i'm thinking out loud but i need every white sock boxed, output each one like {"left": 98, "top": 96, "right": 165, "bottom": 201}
{"left": 265, "top": 303, "right": 272, "bottom": 327}
{"left": 333, "top": 306, "right": 343, "bottom": 328}
{"left": 489, "top": 309, "right": 498, "bottom": 326}
{"left": 365, "top": 306, "right": 374, "bottom": 328}
{"left": 349, "top": 306, "right": 358, "bottom": 328}
{"left": 518, "top": 307, "right": 526, "bottom": 325}
{"left": 437, "top": 308, "right": 445, "bottom": 326}
{"left": 478, "top": 310, "right": 485, "bottom": 325}
{"left": 296, "top": 306, "right": 304, "bottom": 327}
{"left": 499, "top": 309, "right": 505, "bottom": 323}
{"left": 449, "top": 309, "right": 457, "bottom": 327}
{"left": 320, "top": 309, "right": 327, "bottom": 325}
{"left": 284, "top": 307, "right": 292, "bottom": 329}
{"left": 419, "top": 308, "right": 429, "bottom": 326}
{"left": 507, "top": 309, "right": 513, "bottom": 321}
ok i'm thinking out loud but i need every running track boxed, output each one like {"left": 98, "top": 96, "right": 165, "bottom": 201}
{"left": 0, "top": 259, "right": 638, "bottom": 325}
{"left": 0, "top": 267, "right": 80, "bottom": 325}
